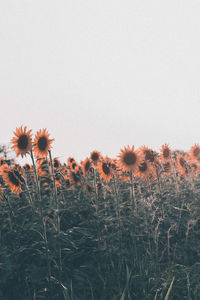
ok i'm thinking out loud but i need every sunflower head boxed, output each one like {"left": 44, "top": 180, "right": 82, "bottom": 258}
{"left": 161, "top": 144, "right": 171, "bottom": 161}
{"left": 190, "top": 144, "right": 200, "bottom": 161}
{"left": 13, "top": 166, "right": 25, "bottom": 184}
{"left": 98, "top": 157, "right": 113, "bottom": 182}
{"left": 140, "top": 146, "right": 157, "bottom": 164}
{"left": 53, "top": 158, "right": 61, "bottom": 169}
{"left": 23, "top": 163, "right": 32, "bottom": 173}
{"left": 33, "top": 129, "right": 54, "bottom": 159}
{"left": 190, "top": 161, "right": 199, "bottom": 174}
{"left": 11, "top": 126, "right": 32, "bottom": 158}
{"left": 90, "top": 150, "right": 102, "bottom": 165}
{"left": 176, "top": 154, "right": 188, "bottom": 175}
{"left": 1, "top": 165, "right": 22, "bottom": 194}
{"left": 0, "top": 158, "right": 5, "bottom": 166}
{"left": 67, "top": 157, "right": 75, "bottom": 166}
{"left": 136, "top": 160, "right": 153, "bottom": 178}
{"left": 118, "top": 145, "right": 144, "bottom": 173}
{"left": 81, "top": 158, "right": 92, "bottom": 176}
{"left": 70, "top": 161, "right": 79, "bottom": 173}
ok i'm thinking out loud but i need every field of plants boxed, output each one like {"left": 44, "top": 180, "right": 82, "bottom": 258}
{"left": 0, "top": 126, "right": 200, "bottom": 300}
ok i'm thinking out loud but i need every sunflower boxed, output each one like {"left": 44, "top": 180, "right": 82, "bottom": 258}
{"left": 118, "top": 146, "right": 144, "bottom": 173}
{"left": 98, "top": 157, "right": 113, "bottom": 182}
{"left": 139, "top": 146, "right": 157, "bottom": 164}
{"left": 67, "top": 157, "right": 75, "bottom": 166}
{"left": 70, "top": 161, "right": 80, "bottom": 173}
{"left": 23, "top": 163, "right": 32, "bottom": 173}
{"left": 190, "top": 144, "right": 200, "bottom": 161}
{"left": 53, "top": 158, "right": 61, "bottom": 169}
{"left": 13, "top": 165, "right": 25, "bottom": 184}
{"left": 90, "top": 150, "right": 102, "bottom": 165}
{"left": 0, "top": 158, "right": 5, "bottom": 166}
{"left": 11, "top": 126, "right": 32, "bottom": 158}
{"left": 1, "top": 165, "right": 22, "bottom": 194}
{"left": 160, "top": 144, "right": 171, "bottom": 161}
{"left": 176, "top": 154, "right": 188, "bottom": 175}
{"left": 136, "top": 160, "right": 153, "bottom": 178}
{"left": 189, "top": 161, "right": 199, "bottom": 174}
{"left": 33, "top": 129, "right": 54, "bottom": 158}
{"left": 81, "top": 158, "right": 92, "bottom": 176}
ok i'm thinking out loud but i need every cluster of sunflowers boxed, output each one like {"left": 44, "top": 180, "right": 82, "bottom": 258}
{"left": 0, "top": 126, "right": 199, "bottom": 197}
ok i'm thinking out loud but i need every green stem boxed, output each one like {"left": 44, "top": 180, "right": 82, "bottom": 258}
{"left": 113, "top": 175, "right": 120, "bottom": 220}
{"left": 170, "top": 157, "right": 179, "bottom": 194}
{"left": 113, "top": 175, "right": 122, "bottom": 256}
{"left": 130, "top": 171, "right": 137, "bottom": 214}
{"left": 24, "top": 175, "right": 33, "bottom": 207}
{"left": 30, "top": 150, "right": 51, "bottom": 283}
{"left": 48, "top": 150, "right": 62, "bottom": 282}
{"left": 155, "top": 166, "right": 161, "bottom": 194}
{"left": 48, "top": 150, "right": 58, "bottom": 210}
{"left": 30, "top": 150, "right": 41, "bottom": 200}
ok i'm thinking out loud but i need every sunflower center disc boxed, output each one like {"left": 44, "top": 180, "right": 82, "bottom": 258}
{"left": 91, "top": 153, "right": 99, "bottom": 161}
{"left": 139, "top": 162, "right": 147, "bottom": 172}
{"left": 163, "top": 148, "right": 170, "bottom": 158}
{"left": 102, "top": 163, "right": 110, "bottom": 175}
{"left": 145, "top": 150, "right": 154, "bottom": 163}
{"left": 38, "top": 136, "right": 48, "bottom": 151}
{"left": 8, "top": 171, "right": 20, "bottom": 186}
{"left": 24, "top": 164, "right": 31, "bottom": 171}
{"left": 17, "top": 134, "right": 29, "bottom": 150}
{"left": 123, "top": 152, "right": 136, "bottom": 165}
{"left": 72, "top": 163, "right": 77, "bottom": 169}
{"left": 54, "top": 160, "right": 59, "bottom": 168}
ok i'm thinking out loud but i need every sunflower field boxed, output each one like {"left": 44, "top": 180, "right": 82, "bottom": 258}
{"left": 0, "top": 126, "right": 200, "bottom": 300}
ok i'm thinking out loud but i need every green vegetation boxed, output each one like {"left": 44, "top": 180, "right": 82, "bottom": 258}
{"left": 0, "top": 166, "right": 200, "bottom": 299}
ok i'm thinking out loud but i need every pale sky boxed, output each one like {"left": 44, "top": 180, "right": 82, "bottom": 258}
{"left": 0, "top": 0, "right": 200, "bottom": 164}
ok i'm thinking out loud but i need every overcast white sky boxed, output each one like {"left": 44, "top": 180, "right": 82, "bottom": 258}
{"left": 0, "top": 0, "right": 200, "bottom": 163}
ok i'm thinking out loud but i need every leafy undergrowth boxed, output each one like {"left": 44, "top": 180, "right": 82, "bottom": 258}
{"left": 1, "top": 131, "right": 200, "bottom": 299}
{"left": 1, "top": 172, "right": 200, "bottom": 300}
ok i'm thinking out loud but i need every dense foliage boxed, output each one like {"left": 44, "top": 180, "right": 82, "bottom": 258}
{"left": 0, "top": 128, "right": 200, "bottom": 299}
{"left": 0, "top": 161, "right": 200, "bottom": 299}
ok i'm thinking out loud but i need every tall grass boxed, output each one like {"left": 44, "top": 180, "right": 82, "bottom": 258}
{"left": 0, "top": 149, "right": 200, "bottom": 299}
